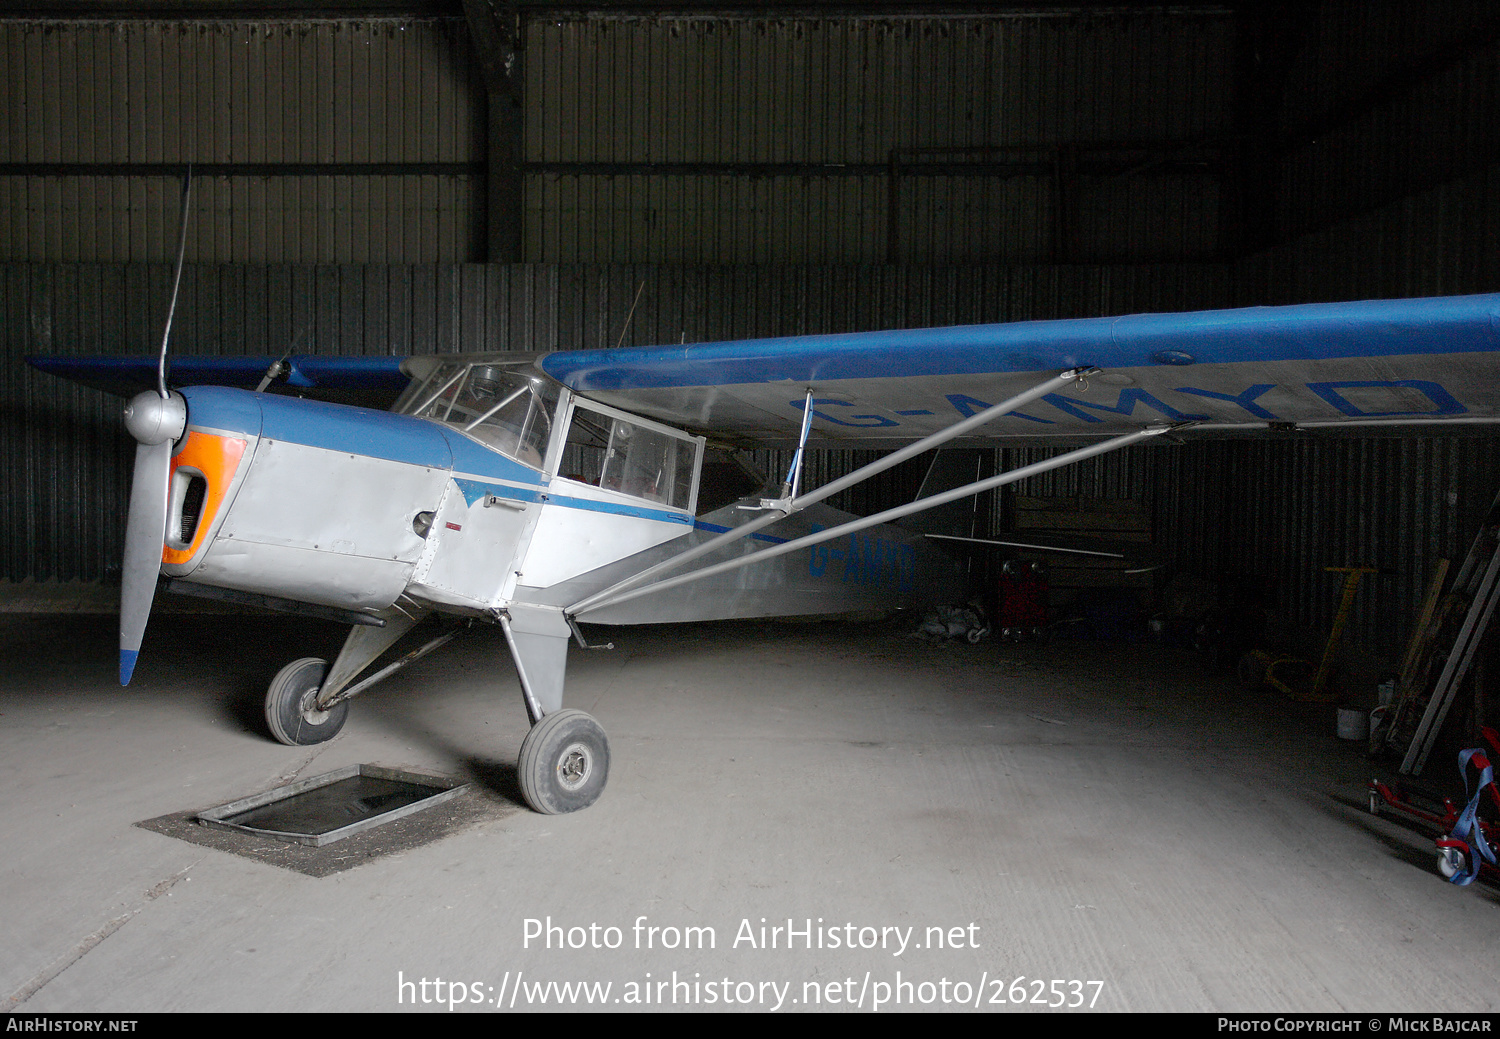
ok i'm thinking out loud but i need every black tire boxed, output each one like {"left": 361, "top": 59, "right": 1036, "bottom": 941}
{"left": 517, "top": 709, "right": 610, "bottom": 814}
{"left": 265, "top": 657, "right": 347, "bottom": 746}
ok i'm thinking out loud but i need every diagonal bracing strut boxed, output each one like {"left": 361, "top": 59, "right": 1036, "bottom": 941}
{"left": 567, "top": 366, "right": 1096, "bottom": 617}
{"left": 571, "top": 418, "right": 1176, "bottom": 618}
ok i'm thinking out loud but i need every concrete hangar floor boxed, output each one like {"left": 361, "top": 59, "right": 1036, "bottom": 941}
{"left": 0, "top": 610, "right": 1494, "bottom": 1014}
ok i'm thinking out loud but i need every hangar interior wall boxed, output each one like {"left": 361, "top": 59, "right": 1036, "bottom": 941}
{"left": 0, "top": 10, "right": 1233, "bottom": 265}
{"left": 3, "top": 3, "right": 1499, "bottom": 667}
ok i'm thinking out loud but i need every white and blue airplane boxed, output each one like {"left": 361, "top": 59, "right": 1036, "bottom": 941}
{"left": 29, "top": 290, "right": 1500, "bottom": 813}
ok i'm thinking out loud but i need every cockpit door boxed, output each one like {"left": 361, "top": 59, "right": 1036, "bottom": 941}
{"left": 516, "top": 393, "right": 705, "bottom": 591}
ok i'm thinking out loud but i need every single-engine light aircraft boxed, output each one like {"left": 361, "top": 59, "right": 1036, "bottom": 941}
{"left": 29, "top": 291, "right": 1500, "bottom": 813}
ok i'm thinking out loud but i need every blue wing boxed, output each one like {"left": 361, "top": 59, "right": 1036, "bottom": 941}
{"left": 27, "top": 354, "right": 409, "bottom": 401}
{"left": 31, "top": 294, "right": 1500, "bottom": 446}
{"left": 539, "top": 293, "right": 1500, "bottom": 446}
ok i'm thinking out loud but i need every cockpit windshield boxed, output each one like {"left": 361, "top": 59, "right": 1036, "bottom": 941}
{"left": 396, "top": 361, "right": 558, "bottom": 468}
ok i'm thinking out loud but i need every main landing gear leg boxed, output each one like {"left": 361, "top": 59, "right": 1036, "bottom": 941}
{"left": 500, "top": 604, "right": 610, "bottom": 814}
{"left": 263, "top": 603, "right": 435, "bottom": 747}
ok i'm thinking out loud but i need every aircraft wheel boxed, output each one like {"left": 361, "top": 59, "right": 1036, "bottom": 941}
{"left": 265, "top": 657, "right": 347, "bottom": 746}
{"left": 517, "top": 709, "right": 610, "bottom": 815}
{"left": 1437, "top": 845, "right": 1468, "bottom": 880}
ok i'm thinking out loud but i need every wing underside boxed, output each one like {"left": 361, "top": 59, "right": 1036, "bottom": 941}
{"left": 538, "top": 293, "right": 1500, "bottom": 447}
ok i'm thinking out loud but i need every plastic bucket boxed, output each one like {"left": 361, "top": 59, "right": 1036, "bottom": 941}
{"left": 1337, "top": 707, "right": 1369, "bottom": 741}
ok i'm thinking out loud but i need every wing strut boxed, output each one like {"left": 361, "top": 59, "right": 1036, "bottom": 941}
{"left": 778, "top": 388, "right": 817, "bottom": 500}
{"left": 572, "top": 419, "right": 1175, "bottom": 618}
{"left": 567, "top": 367, "right": 1094, "bottom": 617}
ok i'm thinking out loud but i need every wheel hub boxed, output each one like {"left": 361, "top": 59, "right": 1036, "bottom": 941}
{"left": 298, "top": 687, "right": 330, "bottom": 725}
{"left": 556, "top": 742, "right": 592, "bottom": 790}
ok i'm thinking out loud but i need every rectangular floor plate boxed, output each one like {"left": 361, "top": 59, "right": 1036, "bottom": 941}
{"left": 196, "top": 764, "right": 469, "bottom": 847}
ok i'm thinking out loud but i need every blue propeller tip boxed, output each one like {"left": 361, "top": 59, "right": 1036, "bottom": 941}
{"left": 120, "top": 649, "right": 139, "bottom": 686}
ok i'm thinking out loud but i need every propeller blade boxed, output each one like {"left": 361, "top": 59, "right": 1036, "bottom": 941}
{"left": 120, "top": 438, "right": 173, "bottom": 685}
{"left": 119, "top": 390, "right": 187, "bottom": 686}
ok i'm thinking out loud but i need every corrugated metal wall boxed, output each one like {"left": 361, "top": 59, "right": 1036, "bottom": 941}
{"left": 1204, "top": 0, "right": 1500, "bottom": 657}
{"left": 0, "top": 11, "right": 1234, "bottom": 266}
{"left": 530, "top": 14, "right": 1229, "bottom": 165}
{"left": 526, "top": 12, "right": 1233, "bottom": 262}
{"left": 0, "top": 173, "right": 481, "bottom": 264}
{"left": 1241, "top": 164, "right": 1500, "bottom": 305}
{"left": 1007, "top": 435, "right": 1500, "bottom": 650}
{"left": 0, "top": 18, "right": 484, "bottom": 263}
{"left": 1272, "top": 1, "right": 1500, "bottom": 247}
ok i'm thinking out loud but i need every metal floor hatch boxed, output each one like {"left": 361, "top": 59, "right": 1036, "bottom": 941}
{"left": 196, "top": 764, "right": 468, "bottom": 847}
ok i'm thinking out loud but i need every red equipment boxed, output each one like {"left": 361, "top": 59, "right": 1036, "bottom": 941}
{"left": 1369, "top": 726, "right": 1500, "bottom": 883}
{"left": 999, "top": 559, "right": 1048, "bottom": 641}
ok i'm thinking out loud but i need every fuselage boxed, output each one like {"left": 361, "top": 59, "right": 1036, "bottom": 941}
{"left": 158, "top": 365, "right": 965, "bottom": 626}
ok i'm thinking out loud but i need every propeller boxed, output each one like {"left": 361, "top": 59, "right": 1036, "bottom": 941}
{"left": 118, "top": 169, "right": 192, "bottom": 685}
{"left": 119, "top": 392, "right": 185, "bottom": 684}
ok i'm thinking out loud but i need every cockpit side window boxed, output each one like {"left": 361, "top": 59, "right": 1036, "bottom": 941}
{"left": 397, "top": 363, "right": 557, "bottom": 469}
{"left": 694, "top": 449, "right": 767, "bottom": 515}
{"left": 559, "top": 402, "right": 700, "bottom": 512}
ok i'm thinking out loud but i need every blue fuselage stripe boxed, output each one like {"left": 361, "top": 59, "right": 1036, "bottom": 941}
{"left": 454, "top": 477, "right": 691, "bottom": 524}
{"left": 257, "top": 395, "right": 456, "bottom": 469}
{"left": 693, "top": 519, "right": 788, "bottom": 544}
{"left": 442, "top": 433, "right": 545, "bottom": 485}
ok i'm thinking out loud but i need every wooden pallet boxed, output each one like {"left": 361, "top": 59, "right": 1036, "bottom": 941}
{"left": 1011, "top": 494, "right": 1152, "bottom": 592}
